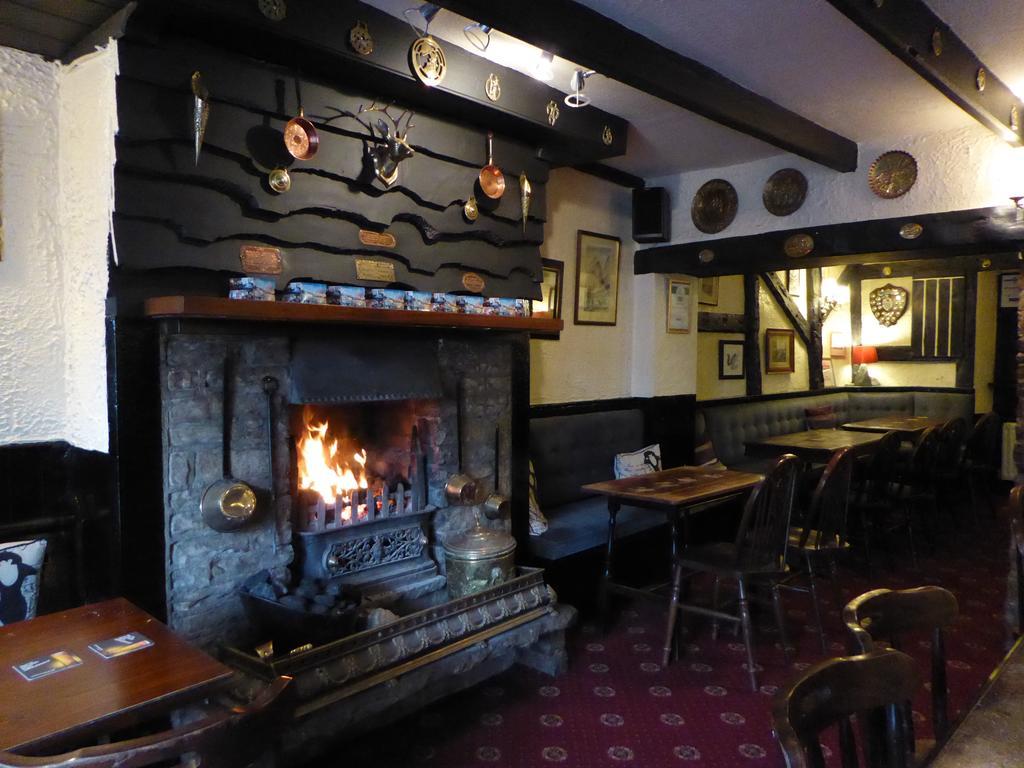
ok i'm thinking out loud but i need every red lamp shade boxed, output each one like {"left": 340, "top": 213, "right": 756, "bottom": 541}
{"left": 851, "top": 346, "right": 879, "bottom": 365}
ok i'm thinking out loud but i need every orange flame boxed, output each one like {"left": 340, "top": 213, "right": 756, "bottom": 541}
{"left": 297, "top": 414, "right": 368, "bottom": 507}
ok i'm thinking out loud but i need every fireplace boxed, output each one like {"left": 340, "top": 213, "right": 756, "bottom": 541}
{"left": 154, "top": 321, "right": 571, "bottom": 756}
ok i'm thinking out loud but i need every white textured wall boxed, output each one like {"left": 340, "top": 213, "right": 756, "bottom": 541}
{"left": 0, "top": 44, "right": 116, "bottom": 452}
{"left": 530, "top": 168, "right": 698, "bottom": 404}
{"left": 651, "top": 125, "right": 1024, "bottom": 245}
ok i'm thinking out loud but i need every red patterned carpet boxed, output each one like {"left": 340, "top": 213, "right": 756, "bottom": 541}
{"left": 334, "top": 510, "right": 1012, "bottom": 767}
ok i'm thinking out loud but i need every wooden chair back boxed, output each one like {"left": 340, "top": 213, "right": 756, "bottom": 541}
{"left": 934, "top": 418, "right": 967, "bottom": 476}
{"left": 0, "top": 678, "right": 291, "bottom": 768}
{"left": 843, "top": 587, "right": 958, "bottom": 741}
{"left": 773, "top": 648, "right": 920, "bottom": 768}
{"left": 965, "top": 411, "right": 1000, "bottom": 466}
{"left": 736, "top": 454, "right": 800, "bottom": 571}
{"left": 1011, "top": 485, "right": 1024, "bottom": 636}
{"left": 862, "top": 431, "right": 902, "bottom": 502}
{"left": 906, "top": 427, "right": 940, "bottom": 487}
{"left": 798, "top": 447, "right": 854, "bottom": 549}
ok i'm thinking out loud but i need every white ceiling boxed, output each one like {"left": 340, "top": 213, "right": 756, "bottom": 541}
{"left": 366, "top": 0, "right": 1024, "bottom": 178}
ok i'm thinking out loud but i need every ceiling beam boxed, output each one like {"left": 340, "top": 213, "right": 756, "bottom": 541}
{"left": 825, "top": 0, "right": 1024, "bottom": 146}
{"left": 434, "top": 0, "right": 858, "bottom": 172}
{"left": 634, "top": 207, "right": 1024, "bottom": 277}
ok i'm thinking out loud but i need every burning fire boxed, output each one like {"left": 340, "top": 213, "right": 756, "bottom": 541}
{"left": 297, "top": 412, "right": 368, "bottom": 520}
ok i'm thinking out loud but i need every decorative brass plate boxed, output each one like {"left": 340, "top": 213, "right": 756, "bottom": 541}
{"left": 240, "top": 245, "right": 282, "bottom": 274}
{"left": 463, "top": 196, "right": 479, "bottom": 222}
{"left": 691, "top": 179, "right": 738, "bottom": 234}
{"left": 976, "top": 67, "right": 986, "bottom": 92}
{"left": 355, "top": 259, "right": 396, "bottom": 282}
{"left": 257, "top": 0, "right": 286, "bottom": 22}
{"left": 349, "top": 21, "right": 373, "bottom": 55}
{"left": 484, "top": 73, "right": 501, "bottom": 102}
{"left": 268, "top": 167, "right": 291, "bottom": 193}
{"left": 763, "top": 168, "right": 808, "bottom": 217}
{"left": 462, "top": 272, "right": 486, "bottom": 292}
{"left": 546, "top": 100, "right": 560, "bottom": 126}
{"left": 358, "top": 230, "right": 397, "bottom": 248}
{"left": 698, "top": 249, "right": 715, "bottom": 264}
{"left": 1011, "top": 105, "right": 1020, "bottom": 133}
{"left": 868, "top": 150, "right": 918, "bottom": 199}
{"left": 869, "top": 283, "right": 909, "bottom": 327}
{"left": 899, "top": 222, "right": 923, "bottom": 240}
{"left": 931, "top": 28, "right": 943, "bottom": 56}
{"left": 602, "top": 126, "right": 613, "bottom": 146}
{"left": 410, "top": 36, "right": 447, "bottom": 86}
{"left": 783, "top": 234, "right": 814, "bottom": 258}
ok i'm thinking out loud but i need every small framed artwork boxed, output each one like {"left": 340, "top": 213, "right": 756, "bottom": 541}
{"left": 822, "top": 358, "right": 836, "bottom": 388}
{"left": 765, "top": 328, "right": 795, "bottom": 373}
{"left": 666, "top": 277, "right": 692, "bottom": 333}
{"left": 829, "top": 332, "right": 849, "bottom": 358}
{"left": 574, "top": 231, "right": 621, "bottom": 326}
{"left": 999, "top": 272, "right": 1019, "bottom": 308}
{"left": 698, "top": 276, "right": 719, "bottom": 306}
{"left": 719, "top": 340, "right": 744, "bottom": 380}
{"left": 532, "top": 258, "right": 564, "bottom": 319}
{"left": 786, "top": 269, "right": 805, "bottom": 297}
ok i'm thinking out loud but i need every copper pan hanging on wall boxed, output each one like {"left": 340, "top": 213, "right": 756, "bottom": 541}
{"left": 479, "top": 131, "right": 505, "bottom": 199}
{"left": 284, "top": 108, "right": 319, "bottom": 160}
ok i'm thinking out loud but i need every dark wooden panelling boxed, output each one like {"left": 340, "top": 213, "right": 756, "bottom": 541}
{"left": 807, "top": 268, "right": 824, "bottom": 391}
{"left": 911, "top": 279, "right": 925, "bottom": 354}
{"left": 956, "top": 270, "right": 978, "bottom": 388}
{"left": 936, "top": 278, "right": 951, "bottom": 357}
{"left": 0, "top": 2, "right": 90, "bottom": 42}
{"left": 743, "top": 275, "right": 762, "bottom": 397}
{"left": 923, "top": 279, "right": 937, "bottom": 355}
{"left": 436, "top": 0, "right": 858, "bottom": 171}
{"left": 949, "top": 277, "right": 965, "bottom": 358}
{"left": 635, "top": 207, "right": 1024, "bottom": 277}
{"left": 0, "top": 21, "right": 64, "bottom": 58}
{"left": 698, "top": 312, "right": 745, "bottom": 333}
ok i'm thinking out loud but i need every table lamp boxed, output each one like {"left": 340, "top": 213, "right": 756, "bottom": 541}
{"left": 851, "top": 345, "right": 878, "bottom": 386}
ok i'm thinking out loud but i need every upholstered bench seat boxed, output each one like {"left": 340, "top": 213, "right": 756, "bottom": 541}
{"left": 527, "top": 497, "right": 665, "bottom": 561}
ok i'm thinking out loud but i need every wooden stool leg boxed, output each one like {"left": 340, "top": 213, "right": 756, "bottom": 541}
{"left": 737, "top": 577, "right": 757, "bottom": 691}
{"left": 771, "top": 581, "right": 793, "bottom": 663}
{"left": 828, "top": 556, "right": 843, "bottom": 630}
{"left": 662, "top": 561, "right": 684, "bottom": 667}
{"left": 600, "top": 500, "right": 620, "bottom": 632}
{"left": 710, "top": 576, "right": 722, "bottom": 641}
{"left": 806, "top": 553, "right": 827, "bottom": 655}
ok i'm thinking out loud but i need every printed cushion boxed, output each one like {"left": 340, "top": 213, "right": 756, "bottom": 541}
{"left": 805, "top": 404, "right": 837, "bottom": 430}
{"left": 614, "top": 443, "right": 662, "bottom": 479}
{"left": 693, "top": 413, "right": 724, "bottom": 468}
{"left": 0, "top": 539, "right": 46, "bottom": 626}
{"left": 528, "top": 460, "right": 548, "bottom": 536}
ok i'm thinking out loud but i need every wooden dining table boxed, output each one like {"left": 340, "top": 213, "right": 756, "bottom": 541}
{"left": 745, "top": 428, "right": 883, "bottom": 464}
{"left": 925, "top": 634, "right": 1024, "bottom": 766}
{"left": 0, "top": 598, "right": 233, "bottom": 754}
{"left": 582, "top": 466, "right": 764, "bottom": 624}
{"left": 840, "top": 414, "right": 943, "bottom": 438}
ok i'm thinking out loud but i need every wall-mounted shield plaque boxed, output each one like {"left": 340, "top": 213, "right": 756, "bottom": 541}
{"left": 869, "top": 283, "right": 909, "bottom": 327}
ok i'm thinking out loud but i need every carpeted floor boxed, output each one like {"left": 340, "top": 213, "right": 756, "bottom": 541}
{"left": 335, "top": 508, "right": 1012, "bottom": 767}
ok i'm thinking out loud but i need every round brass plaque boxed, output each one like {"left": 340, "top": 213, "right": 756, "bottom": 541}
{"left": 258, "top": 0, "right": 286, "bottom": 22}
{"left": 463, "top": 196, "right": 479, "bottom": 222}
{"left": 349, "top": 21, "right": 374, "bottom": 55}
{"left": 899, "top": 222, "right": 923, "bottom": 240}
{"left": 410, "top": 36, "right": 447, "bottom": 86}
{"left": 783, "top": 234, "right": 814, "bottom": 258}
{"left": 698, "top": 248, "right": 715, "bottom": 264}
{"left": 763, "top": 168, "right": 808, "bottom": 217}
{"left": 868, "top": 150, "right": 918, "bottom": 199}
{"left": 691, "top": 179, "right": 738, "bottom": 234}
{"left": 602, "top": 126, "right": 614, "bottom": 146}
{"left": 268, "top": 167, "right": 291, "bottom": 193}
{"left": 485, "top": 73, "right": 501, "bottom": 102}
{"left": 462, "top": 272, "right": 486, "bottom": 292}
{"left": 976, "top": 67, "right": 987, "bottom": 92}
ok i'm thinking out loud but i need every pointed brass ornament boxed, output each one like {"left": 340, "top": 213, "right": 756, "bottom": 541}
{"left": 519, "top": 173, "right": 532, "bottom": 233}
{"left": 869, "top": 283, "right": 909, "bottom": 327}
{"left": 191, "top": 71, "right": 210, "bottom": 166}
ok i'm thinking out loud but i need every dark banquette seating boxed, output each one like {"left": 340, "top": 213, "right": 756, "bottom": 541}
{"left": 527, "top": 409, "right": 664, "bottom": 561}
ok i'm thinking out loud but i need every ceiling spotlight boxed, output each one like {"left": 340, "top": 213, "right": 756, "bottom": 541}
{"left": 565, "top": 69, "right": 595, "bottom": 108}
{"left": 532, "top": 50, "right": 555, "bottom": 82}
{"left": 403, "top": 3, "right": 441, "bottom": 37}
{"left": 464, "top": 22, "right": 492, "bottom": 51}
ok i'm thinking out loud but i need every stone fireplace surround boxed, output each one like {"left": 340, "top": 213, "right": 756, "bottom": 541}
{"left": 156, "top": 320, "right": 570, "bottom": 753}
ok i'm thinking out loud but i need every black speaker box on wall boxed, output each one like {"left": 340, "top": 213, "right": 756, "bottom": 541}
{"left": 632, "top": 187, "right": 670, "bottom": 243}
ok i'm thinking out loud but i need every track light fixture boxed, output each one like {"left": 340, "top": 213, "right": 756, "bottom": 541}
{"left": 463, "top": 22, "right": 492, "bottom": 51}
{"left": 565, "top": 69, "right": 595, "bottom": 108}
{"left": 403, "top": 3, "right": 441, "bottom": 37}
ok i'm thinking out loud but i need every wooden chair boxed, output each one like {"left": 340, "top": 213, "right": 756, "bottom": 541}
{"left": 964, "top": 412, "right": 1002, "bottom": 518}
{"left": 844, "top": 586, "right": 958, "bottom": 751}
{"left": 780, "top": 447, "right": 855, "bottom": 654}
{"left": 0, "top": 678, "right": 291, "bottom": 768}
{"left": 850, "top": 431, "right": 903, "bottom": 575}
{"left": 888, "top": 427, "right": 941, "bottom": 567}
{"left": 933, "top": 418, "right": 968, "bottom": 525}
{"left": 1010, "top": 485, "right": 1024, "bottom": 637}
{"left": 773, "top": 648, "right": 920, "bottom": 768}
{"left": 663, "top": 454, "right": 800, "bottom": 691}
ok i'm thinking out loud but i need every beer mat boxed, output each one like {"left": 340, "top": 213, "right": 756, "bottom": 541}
{"left": 13, "top": 650, "right": 83, "bottom": 681}
{"left": 89, "top": 632, "right": 154, "bottom": 660}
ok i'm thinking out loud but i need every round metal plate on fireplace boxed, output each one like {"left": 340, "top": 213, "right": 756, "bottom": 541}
{"left": 691, "top": 179, "right": 738, "bottom": 234}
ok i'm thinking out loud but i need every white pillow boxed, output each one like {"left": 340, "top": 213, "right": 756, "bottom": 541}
{"left": 0, "top": 539, "right": 47, "bottom": 626}
{"left": 528, "top": 460, "right": 548, "bottom": 536}
{"left": 614, "top": 443, "right": 662, "bottom": 479}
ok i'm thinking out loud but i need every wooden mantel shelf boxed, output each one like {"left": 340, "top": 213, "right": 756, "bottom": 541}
{"left": 144, "top": 296, "right": 564, "bottom": 333}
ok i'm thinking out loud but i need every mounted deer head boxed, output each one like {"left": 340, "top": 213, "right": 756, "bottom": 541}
{"left": 359, "top": 102, "right": 416, "bottom": 187}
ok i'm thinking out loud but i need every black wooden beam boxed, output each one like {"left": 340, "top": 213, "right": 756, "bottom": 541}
{"left": 743, "top": 275, "right": 762, "bottom": 397}
{"left": 957, "top": 269, "right": 978, "bottom": 388}
{"left": 434, "top": 0, "right": 858, "bottom": 172}
{"left": 807, "top": 268, "right": 824, "bottom": 391}
{"left": 761, "top": 272, "right": 811, "bottom": 351}
{"left": 635, "top": 207, "right": 1024, "bottom": 277}
{"left": 826, "top": 0, "right": 1024, "bottom": 146}
{"left": 572, "top": 163, "right": 645, "bottom": 189}
{"left": 64, "top": 1, "right": 136, "bottom": 62}
{"left": 698, "top": 312, "right": 745, "bottom": 334}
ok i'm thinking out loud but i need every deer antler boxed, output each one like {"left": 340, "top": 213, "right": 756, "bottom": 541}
{"left": 358, "top": 102, "right": 415, "bottom": 138}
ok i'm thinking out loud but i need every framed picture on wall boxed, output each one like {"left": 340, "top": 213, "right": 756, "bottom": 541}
{"left": 829, "top": 332, "right": 849, "bottom": 358}
{"left": 532, "top": 258, "right": 564, "bottom": 319}
{"left": 719, "top": 340, "right": 744, "bottom": 379}
{"left": 666, "top": 278, "right": 692, "bottom": 333}
{"left": 786, "top": 269, "right": 805, "bottom": 297}
{"left": 1000, "top": 272, "right": 1019, "bottom": 308}
{"left": 765, "top": 328, "right": 795, "bottom": 373}
{"left": 574, "top": 231, "right": 620, "bottom": 326}
{"left": 698, "top": 276, "right": 719, "bottom": 306}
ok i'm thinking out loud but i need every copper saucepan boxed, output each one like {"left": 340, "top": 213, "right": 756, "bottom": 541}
{"left": 479, "top": 131, "right": 505, "bottom": 199}
{"left": 284, "top": 108, "right": 319, "bottom": 160}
